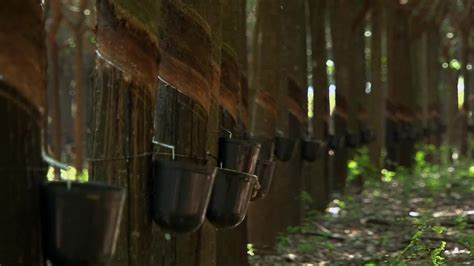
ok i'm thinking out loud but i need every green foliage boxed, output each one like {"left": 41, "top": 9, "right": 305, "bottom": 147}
{"left": 364, "top": 263, "right": 378, "bottom": 266}
{"left": 381, "top": 168, "right": 396, "bottom": 183}
{"left": 347, "top": 147, "right": 378, "bottom": 183}
{"left": 326, "top": 59, "right": 335, "bottom": 76}
{"left": 272, "top": 144, "right": 474, "bottom": 264}
{"left": 392, "top": 223, "right": 431, "bottom": 264}
{"left": 276, "top": 233, "right": 291, "bottom": 253}
{"left": 333, "top": 199, "right": 346, "bottom": 209}
{"left": 418, "top": 145, "right": 474, "bottom": 193}
{"left": 297, "top": 236, "right": 321, "bottom": 254}
{"left": 455, "top": 216, "right": 468, "bottom": 231}
{"left": 449, "top": 59, "right": 461, "bottom": 70}
{"left": 456, "top": 216, "right": 474, "bottom": 254}
{"left": 47, "top": 166, "right": 89, "bottom": 182}
{"left": 431, "top": 241, "right": 447, "bottom": 266}
{"left": 391, "top": 213, "right": 450, "bottom": 265}
{"left": 247, "top": 243, "right": 256, "bottom": 256}
{"left": 300, "top": 190, "right": 314, "bottom": 211}
{"left": 460, "top": 235, "right": 474, "bottom": 254}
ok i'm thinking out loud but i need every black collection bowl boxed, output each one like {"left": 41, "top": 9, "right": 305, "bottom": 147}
{"left": 327, "top": 135, "right": 344, "bottom": 150}
{"left": 273, "top": 136, "right": 296, "bottom": 161}
{"left": 42, "top": 181, "right": 126, "bottom": 265}
{"left": 152, "top": 160, "right": 216, "bottom": 233}
{"left": 218, "top": 137, "right": 261, "bottom": 174}
{"left": 360, "top": 129, "right": 376, "bottom": 144}
{"left": 206, "top": 168, "right": 258, "bottom": 229}
{"left": 345, "top": 132, "right": 361, "bottom": 148}
{"left": 301, "top": 139, "right": 323, "bottom": 162}
{"left": 248, "top": 137, "right": 275, "bottom": 161}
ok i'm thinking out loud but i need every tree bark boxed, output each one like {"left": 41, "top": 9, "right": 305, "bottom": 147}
{"left": 460, "top": 31, "right": 470, "bottom": 156}
{"left": 0, "top": 1, "right": 46, "bottom": 264}
{"left": 386, "top": 3, "right": 414, "bottom": 168}
{"left": 281, "top": 0, "right": 305, "bottom": 230}
{"left": 442, "top": 52, "right": 459, "bottom": 159}
{"left": 89, "top": 0, "right": 160, "bottom": 265}
{"left": 369, "top": 0, "right": 386, "bottom": 169}
{"left": 351, "top": 9, "right": 368, "bottom": 190}
{"left": 426, "top": 27, "right": 442, "bottom": 157}
{"left": 154, "top": 0, "right": 223, "bottom": 265}
{"left": 72, "top": 0, "right": 88, "bottom": 174}
{"left": 48, "top": 0, "right": 63, "bottom": 179}
{"left": 247, "top": 0, "right": 283, "bottom": 250}
{"left": 329, "top": 0, "right": 365, "bottom": 191}
{"left": 215, "top": 0, "right": 250, "bottom": 265}
{"left": 308, "top": 0, "right": 331, "bottom": 210}
{"left": 199, "top": 1, "right": 222, "bottom": 265}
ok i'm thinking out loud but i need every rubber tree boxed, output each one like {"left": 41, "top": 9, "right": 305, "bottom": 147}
{"left": 48, "top": 0, "right": 63, "bottom": 179}
{"left": 201, "top": 0, "right": 223, "bottom": 264}
{"left": 329, "top": 0, "right": 368, "bottom": 192}
{"left": 154, "top": 0, "right": 223, "bottom": 265}
{"left": 414, "top": 2, "right": 447, "bottom": 159}
{"left": 411, "top": 30, "right": 428, "bottom": 162}
{"left": 308, "top": 0, "right": 330, "bottom": 210}
{"left": 215, "top": 0, "right": 250, "bottom": 265}
{"left": 279, "top": 0, "right": 306, "bottom": 229}
{"left": 70, "top": 0, "right": 88, "bottom": 175}
{"left": 427, "top": 29, "right": 442, "bottom": 149}
{"left": 0, "top": 1, "right": 46, "bottom": 264}
{"left": 368, "top": 0, "right": 386, "bottom": 169}
{"left": 458, "top": 27, "right": 470, "bottom": 156}
{"left": 408, "top": 1, "right": 429, "bottom": 163}
{"left": 247, "top": 0, "right": 283, "bottom": 248}
{"left": 351, "top": 4, "right": 369, "bottom": 190}
{"left": 386, "top": 1, "right": 417, "bottom": 168}
{"left": 89, "top": 0, "right": 160, "bottom": 265}
{"left": 404, "top": 1, "right": 446, "bottom": 164}
{"left": 444, "top": 46, "right": 461, "bottom": 157}
{"left": 269, "top": 0, "right": 299, "bottom": 236}
{"left": 411, "top": 30, "right": 426, "bottom": 141}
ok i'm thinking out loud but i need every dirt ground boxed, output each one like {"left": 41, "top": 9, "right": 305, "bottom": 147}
{"left": 249, "top": 158, "right": 474, "bottom": 265}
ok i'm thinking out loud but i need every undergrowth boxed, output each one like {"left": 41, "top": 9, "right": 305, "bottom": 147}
{"left": 262, "top": 145, "right": 474, "bottom": 265}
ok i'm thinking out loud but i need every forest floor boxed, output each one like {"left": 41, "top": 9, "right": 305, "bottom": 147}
{"left": 249, "top": 147, "right": 474, "bottom": 265}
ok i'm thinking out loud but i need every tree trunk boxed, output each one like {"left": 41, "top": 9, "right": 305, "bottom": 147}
{"left": 460, "top": 31, "right": 470, "bottom": 156}
{"left": 200, "top": 0, "right": 223, "bottom": 265}
{"left": 351, "top": 10, "right": 368, "bottom": 191}
{"left": 386, "top": 4, "right": 414, "bottom": 168}
{"left": 308, "top": 0, "right": 331, "bottom": 211}
{"left": 441, "top": 51, "right": 459, "bottom": 160}
{"left": 369, "top": 0, "right": 386, "bottom": 169}
{"left": 426, "top": 28, "right": 442, "bottom": 159}
{"left": 89, "top": 0, "right": 160, "bottom": 265}
{"left": 155, "top": 1, "right": 222, "bottom": 265}
{"left": 281, "top": 0, "right": 305, "bottom": 229}
{"left": 72, "top": 0, "right": 88, "bottom": 175}
{"left": 329, "top": 0, "right": 364, "bottom": 192}
{"left": 247, "top": 0, "right": 283, "bottom": 250}
{"left": 0, "top": 1, "right": 46, "bottom": 264}
{"left": 48, "top": 0, "right": 63, "bottom": 179}
{"left": 216, "top": 0, "right": 250, "bottom": 265}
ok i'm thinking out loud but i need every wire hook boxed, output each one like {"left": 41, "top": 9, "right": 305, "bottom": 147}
{"left": 152, "top": 138, "right": 176, "bottom": 160}
{"left": 221, "top": 128, "right": 232, "bottom": 138}
{"left": 40, "top": 129, "right": 71, "bottom": 181}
